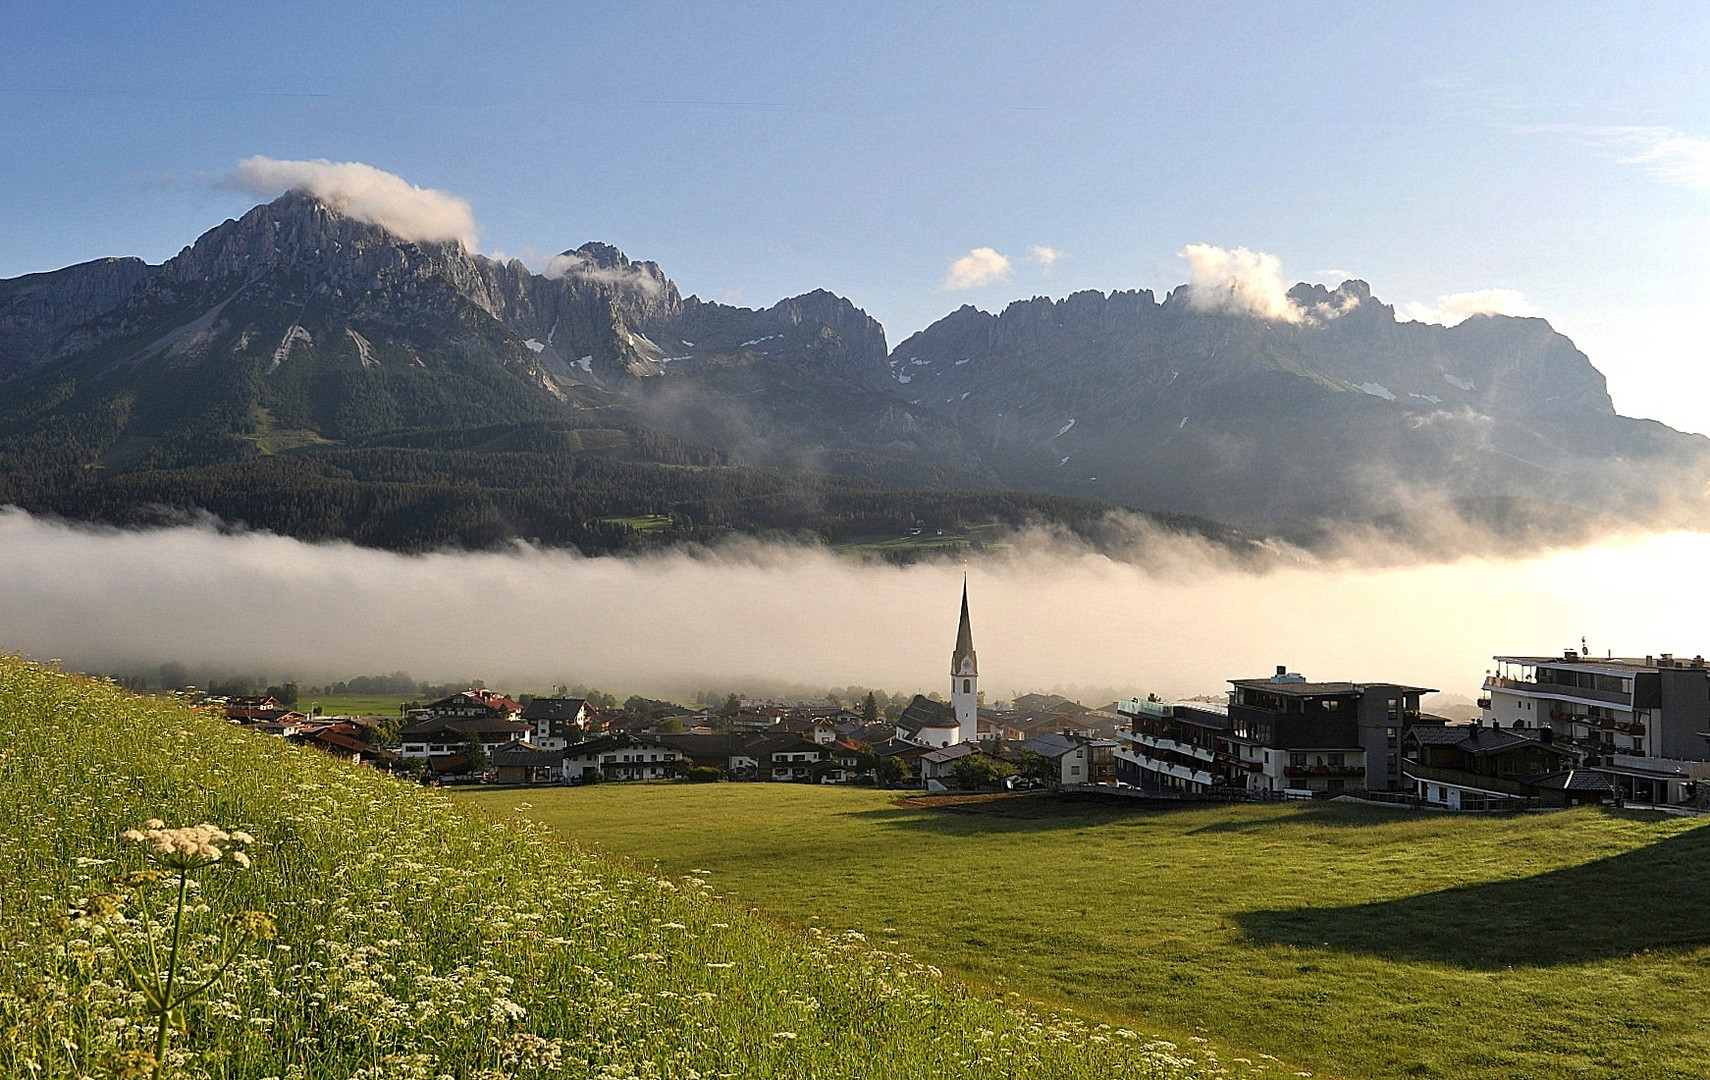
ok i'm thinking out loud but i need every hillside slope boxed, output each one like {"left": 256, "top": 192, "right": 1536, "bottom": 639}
{"left": 0, "top": 655, "right": 1234, "bottom": 1080}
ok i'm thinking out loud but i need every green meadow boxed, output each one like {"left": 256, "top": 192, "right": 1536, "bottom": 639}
{"left": 0, "top": 657, "right": 1238, "bottom": 1080}
{"left": 456, "top": 783, "right": 1710, "bottom": 1080}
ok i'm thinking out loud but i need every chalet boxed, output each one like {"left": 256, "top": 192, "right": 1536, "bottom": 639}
{"left": 778, "top": 716, "right": 839, "bottom": 744}
{"left": 872, "top": 737, "right": 930, "bottom": 783}
{"left": 397, "top": 716, "right": 532, "bottom": 761}
{"left": 919, "top": 742, "right": 1005, "bottom": 789}
{"left": 560, "top": 735, "right": 683, "bottom": 783}
{"left": 1021, "top": 732, "right": 1115, "bottom": 786}
{"left": 749, "top": 735, "right": 828, "bottom": 782}
{"left": 817, "top": 739, "right": 871, "bottom": 784}
{"left": 415, "top": 689, "right": 523, "bottom": 722}
{"left": 894, "top": 695, "right": 960, "bottom": 748}
{"left": 491, "top": 741, "right": 565, "bottom": 785}
{"left": 1404, "top": 723, "right": 1585, "bottom": 809}
{"left": 288, "top": 722, "right": 394, "bottom": 767}
{"left": 519, "top": 697, "right": 597, "bottom": 750}
{"left": 224, "top": 695, "right": 281, "bottom": 722}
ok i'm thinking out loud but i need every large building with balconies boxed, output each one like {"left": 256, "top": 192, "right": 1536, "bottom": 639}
{"left": 1481, "top": 650, "right": 1710, "bottom": 805}
{"left": 1114, "top": 699, "right": 1252, "bottom": 793}
{"left": 1115, "top": 668, "right": 1436, "bottom": 796}
{"left": 1227, "top": 668, "right": 1435, "bottom": 795}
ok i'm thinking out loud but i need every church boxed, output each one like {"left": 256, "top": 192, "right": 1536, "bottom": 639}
{"left": 892, "top": 577, "right": 981, "bottom": 748}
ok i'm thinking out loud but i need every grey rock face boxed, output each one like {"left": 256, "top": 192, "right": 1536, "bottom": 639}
{"left": 0, "top": 257, "right": 152, "bottom": 378}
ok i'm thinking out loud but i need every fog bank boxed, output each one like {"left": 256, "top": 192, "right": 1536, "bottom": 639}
{"left": 2, "top": 508, "right": 1706, "bottom": 702}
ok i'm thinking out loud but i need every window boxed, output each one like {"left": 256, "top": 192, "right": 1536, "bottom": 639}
{"left": 1328, "top": 753, "right": 1344, "bottom": 767}
{"left": 1289, "top": 752, "right": 1306, "bottom": 767}
{"left": 1071, "top": 765, "right": 1081, "bottom": 775}
{"left": 963, "top": 679, "right": 971, "bottom": 693}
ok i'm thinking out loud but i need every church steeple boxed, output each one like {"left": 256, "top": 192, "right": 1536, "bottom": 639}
{"left": 952, "top": 575, "right": 978, "bottom": 677}
{"left": 951, "top": 574, "right": 979, "bottom": 743}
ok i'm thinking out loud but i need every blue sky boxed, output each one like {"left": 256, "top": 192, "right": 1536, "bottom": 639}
{"left": 5, "top": 2, "right": 1710, "bottom": 430}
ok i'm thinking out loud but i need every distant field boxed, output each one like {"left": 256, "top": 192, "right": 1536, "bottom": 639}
{"left": 296, "top": 692, "right": 415, "bottom": 717}
{"left": 456, "top": 784, "right": 1710, "bottom": 1080}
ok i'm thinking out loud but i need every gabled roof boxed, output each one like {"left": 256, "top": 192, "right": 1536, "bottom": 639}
{"left": 1024, "top": 732, "right": 1082, "bottom": 759}
{"left": 491, "top": 741, "right": 564, "bottom": 767}
{"left": 561, "top": 733, "right": 680, "bottom": 758}
{"left": 1524, "top": 769, "right": 1614, "bottom": 793}
{"left": 519, "top": 697, "right": 589, "bottom": 721}
{"left": 399, "top": 717, "right": 531, "bottom": 739}
{"left": 1407, "top": 724, "right": 1572, "bottom": 756}
{"left": 872, "top": 737, "right": 929, "bottom": 758}
{"left": 920, "top": 742, "right": 984, "bottom": 765}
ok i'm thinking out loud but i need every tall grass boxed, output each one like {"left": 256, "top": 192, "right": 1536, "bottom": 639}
{"left": 0, "top": 656, "right": 1241, "bottom": 1080}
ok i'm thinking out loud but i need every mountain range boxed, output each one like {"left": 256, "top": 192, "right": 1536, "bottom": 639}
{"left": 2, "top": 191, "right": 1704, "bottom": 554}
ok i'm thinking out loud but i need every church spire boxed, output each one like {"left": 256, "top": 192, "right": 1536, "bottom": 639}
{"left": 952, "top": 573, "right": 977, "bottom": 677}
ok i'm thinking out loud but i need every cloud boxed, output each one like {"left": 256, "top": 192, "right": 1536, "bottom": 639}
{"left": 941, "top": 247, "right": 1012, "bottom": 290}
{"left": 1028, "top": 245, "right": 1061, "bottom": 271}
{"left": 222, "top": 156, "right": 479, "bottom": 249}
{"left": 1178, "top": 244, "right": 1304, "bottom": 323}
{"left": 1399, "top": 288, "right": 1539, "bottom": 327}
{"left": 1317, "top": 269, "right": 1354, "bottom": 285}
{"left": 4, "top": 507, "right": 1710, "bottom": 706}
{"left": 541, "top": 252, "right": 665, "bottom": 297}
{"left": 1570, "top": 126, "right": 1710, "bottom": 190}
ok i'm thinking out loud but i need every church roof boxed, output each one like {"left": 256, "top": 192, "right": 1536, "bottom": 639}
{"left": 952, "top": 577, "right": 978, "bottom": 676}
{"left": 895, "top": 694, "right": 956, "bottom": 734}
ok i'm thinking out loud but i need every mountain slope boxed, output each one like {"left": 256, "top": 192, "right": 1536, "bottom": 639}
{"left": 887, "top": 282, "right": 1710, "bottom": 533}
{"left": 0, "top": 194, "right": 1171, "bottom": 553}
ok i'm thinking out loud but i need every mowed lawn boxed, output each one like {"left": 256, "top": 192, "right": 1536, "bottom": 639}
{"left": 456, "top": 784, "right": 1710, "bottom": 1080}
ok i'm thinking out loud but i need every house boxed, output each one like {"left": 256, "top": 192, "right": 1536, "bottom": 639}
{"left": 289, "top": 722, "right": 394, "bottom": 767}
{"left": 519, "top": 697, "right": 597, "bottom": 750}
{"left": 560, "top": 735, "right": 684, "bottom": 783}
{"left": 491, "top": 741, "right": 565, "bottom": 785}
{"left": 748, "top": 735, "right": 828, "bottom": 782}
{"left": 414, "top": 689, "right": 523, "bottom": 722}
{"left": 397, "top": 716, "right": 533, "bottom": 761}
{"left": 224, "top": 695, "right": 280, "bottom": 721}
{"left": 919, "top": 742, "right": 992, "bottom": 789}
{"left": 779, "top": 716, "right": 839, "bottom": 744}
{"left": 1482, "top": 650, "right": 1710, "bottom": 806}
{"left": 872, "top": 737, "right": 931, "bottom": 783}
{"left": 1403, "top": 722, "right": 1584, "bottom": 809}
{"left": 817, "top": 739, "right": 871, "bottom": 784}
{"left": 1022, "top": 732, "right": 1116, "bottom": 787}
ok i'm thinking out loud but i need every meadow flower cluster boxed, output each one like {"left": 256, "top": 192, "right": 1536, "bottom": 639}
{"left": 0, "top": 655, "right": 1251, "bottom": 1080}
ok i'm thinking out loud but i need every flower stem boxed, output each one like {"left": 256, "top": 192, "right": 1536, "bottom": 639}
{"left": 152, "top": 866, "right": 190, "bottom": 1080}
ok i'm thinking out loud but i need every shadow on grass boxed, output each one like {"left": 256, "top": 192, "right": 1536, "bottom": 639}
{"left": 845, "top": 794, "right": 1169, "bottom": 834}
{"left": 1238, "top": 821, "right": 1710, "bottom": 967}
{"left": 1185, "top": 802, "right": 1413, "bottom": 834}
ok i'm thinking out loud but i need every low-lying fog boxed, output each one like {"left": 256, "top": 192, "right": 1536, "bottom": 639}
{"left": 2, "top": 506, "right": 1706, "bottom": 703}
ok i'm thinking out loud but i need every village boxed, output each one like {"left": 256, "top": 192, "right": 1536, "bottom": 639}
{"left": 214, "top": 579, "right": 1710, "bottom": 814}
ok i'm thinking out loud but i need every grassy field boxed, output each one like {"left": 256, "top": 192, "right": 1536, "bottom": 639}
{"left": 294, "top": 691, "right": 416, "bottom": 717}
{"left": 0, "top": 657, "right": 1239, "bottom": 1080}
{"left": 455, "top": 783, "right": 1710, "bottom": 1080}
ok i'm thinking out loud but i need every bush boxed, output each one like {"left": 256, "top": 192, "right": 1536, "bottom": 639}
{"left": 682, "top": 765, "right": 723, "bottom": 783}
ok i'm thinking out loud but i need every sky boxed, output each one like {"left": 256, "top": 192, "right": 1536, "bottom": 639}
{"left": 5, "top": 3, "right": 1710, "bottom": 431}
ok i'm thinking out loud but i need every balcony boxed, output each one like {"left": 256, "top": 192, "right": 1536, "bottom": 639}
{"left": 1283, "top": 764, "right": 1365, "bottom": 779}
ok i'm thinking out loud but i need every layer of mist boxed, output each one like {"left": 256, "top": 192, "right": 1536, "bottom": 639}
{"left": 2, "top": 507, "right": 1705, "bottom": 703}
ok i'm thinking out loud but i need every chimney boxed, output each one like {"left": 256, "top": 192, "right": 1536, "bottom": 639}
{"left": 1276, "top": 665, "right": 1288, "bottom": 677}
{"left": 1541, "top": 727, "right": 1554, "bottom": 744}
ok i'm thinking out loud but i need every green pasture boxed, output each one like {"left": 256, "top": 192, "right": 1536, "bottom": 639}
{"left": 456, "top": 783, "right": 1710, "bottom": 1080}
{"left": 1, "top": 658, "right": 1236, "bottom": 1080}
{"left": 296, "top": 691, "right": 416, "bottom": 717}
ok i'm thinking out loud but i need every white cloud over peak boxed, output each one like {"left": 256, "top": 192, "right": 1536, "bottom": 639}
{"left": 941, "top": 247, "right": 1011, "bottom": 290}
{"left": 1179, "top": 243, "right": 1304, "bottom": 323}
{"left": 1028, "top": 245, "right": 1061, "bottom": 271}
{"left": 1578, "top": 126, "right": 1710, "bottom": 190}
{"left": 541, "top": 252, "right": 665, "bottom": 296}
{"left": 1399, "top": 288, "right": 1539, "bottom": 327}
{"left": 223, "top": 156, "right": 479, "bottom": 249}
